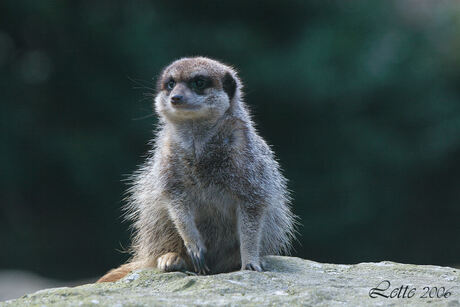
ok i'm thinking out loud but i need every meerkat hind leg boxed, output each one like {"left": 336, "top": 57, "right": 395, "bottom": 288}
{"left": 157, "top": 252, "right": 187, "bottom": 272}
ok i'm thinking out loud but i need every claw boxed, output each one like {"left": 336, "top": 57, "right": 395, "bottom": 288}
{"left": 260, "top": 259, "right": 266, "bottom": 271}
{"left": 243, "top": 262, "right": 263, "bottom": 272}
{"left": 186, "top": 244, "right": 209, "bottom": 275}
{"left": 197, "top": 249, "right": 209, "bottom": 275}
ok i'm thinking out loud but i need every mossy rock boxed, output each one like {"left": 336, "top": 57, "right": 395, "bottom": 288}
{"left": 2, "top": 256, "right": 459, "bottom": 306}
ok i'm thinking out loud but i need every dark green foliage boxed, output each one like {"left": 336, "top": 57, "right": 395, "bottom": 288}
{"left": 0, "top": 1, "right": 459, "bottom": 279}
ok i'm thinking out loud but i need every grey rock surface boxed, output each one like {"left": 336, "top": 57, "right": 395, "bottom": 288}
{"left": 2, "top": 256, "right": 459, "bottom": 306}
{"left": 0, "top": 270, "right": 96, "bottom": 301}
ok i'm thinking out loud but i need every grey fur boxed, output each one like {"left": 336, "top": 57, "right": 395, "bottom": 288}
{"left": 103, "top": 57, "right": 297, "bottom": 279}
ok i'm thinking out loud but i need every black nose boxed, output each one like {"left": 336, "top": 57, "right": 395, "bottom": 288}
{"left": 171, "top": 95, "right": 184, "bottom": 105}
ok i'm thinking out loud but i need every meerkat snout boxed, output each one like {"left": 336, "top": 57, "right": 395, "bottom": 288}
{"left": 170, "top": 94, "right": 184, "bottom": 105}
{"left": 169, "top": 83, "right": 193, "bottom": 108}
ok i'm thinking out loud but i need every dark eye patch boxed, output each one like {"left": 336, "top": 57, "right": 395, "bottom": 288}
{"left": 188, "top": 75, "right": 212, "bottom": 93}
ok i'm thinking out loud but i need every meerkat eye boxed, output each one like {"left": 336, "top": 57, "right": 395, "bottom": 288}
{"left": 166, "top": 80, "right": 176, "bottom": 90}
{"left": 190, "top": 78, "right": 207, "bottom": 91}
{"left": 195, "top": 79, "right": 205, "bottom": 89}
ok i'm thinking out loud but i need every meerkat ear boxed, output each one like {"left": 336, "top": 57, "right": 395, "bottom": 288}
{"left": 222, "top": 72, "right": 237, "bottom": 100}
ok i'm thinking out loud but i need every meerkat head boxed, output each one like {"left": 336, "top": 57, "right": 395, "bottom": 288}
{"left": 154, "top": 57, "right": 240, "bottom": 123}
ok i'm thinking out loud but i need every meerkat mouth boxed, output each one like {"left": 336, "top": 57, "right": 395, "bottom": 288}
{"left": 171, "top": 103, "right": 201, "bottom": 110}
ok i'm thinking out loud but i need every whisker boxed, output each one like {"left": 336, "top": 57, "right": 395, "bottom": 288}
{"left": 127, "top": 76, "right": 157, "bottom": 121}
{"left": 138, "top": 97, "right": 152, "bottom": 104}
{"left": 127, "top": 76, "right": 156, "bottom": 91}
{"left": 132, "top": 112, "right": 156, "bottom": 121}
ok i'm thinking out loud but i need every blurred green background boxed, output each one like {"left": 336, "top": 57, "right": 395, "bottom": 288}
{"left": 1, "top": 1, "right": 459, "bottom": 281}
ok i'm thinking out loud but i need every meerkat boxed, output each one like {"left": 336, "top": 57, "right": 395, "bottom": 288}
{"left": 97, "top": 57, "right": 296, "bottom": 282}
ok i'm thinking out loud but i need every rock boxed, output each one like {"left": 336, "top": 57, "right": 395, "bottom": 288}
{"left": 2, "top": 256, "right": 459, "bottom": 306}
{"left": 0, "top": 270, "right": 96, "bottom": 302}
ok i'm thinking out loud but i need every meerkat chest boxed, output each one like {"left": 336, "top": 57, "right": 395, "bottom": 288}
{"left": 171, "top": 147, "right": 237, "bottom": 204}
{"left": 193, "top": 183, "right": 237, "bottom": 217}
{"left": 168, "top": 130, "right": 248, "bottom": 204}
{"left": 173, "top": 130, "right": 231, "bottom": 168}
{"left": 182, "top": 143, "right": 236, "bottom": 187}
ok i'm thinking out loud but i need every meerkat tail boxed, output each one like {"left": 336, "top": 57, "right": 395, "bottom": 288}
{"left": 96, "top": 261, "right": 142, "bottom": 283}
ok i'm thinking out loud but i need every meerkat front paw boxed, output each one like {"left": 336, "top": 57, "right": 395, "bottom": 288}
{"left": 242, "top": 261, "right": 264, "bottom": 272}
{"left": 157, "top": 252, "right": 186, "bottom": 272}
{"left": 185, "top": 242, "right": 210, "bottom": 275}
